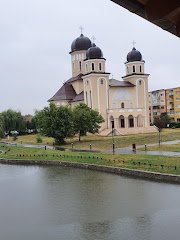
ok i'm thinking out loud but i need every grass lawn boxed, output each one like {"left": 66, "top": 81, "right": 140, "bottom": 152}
{"left": 2, "top": 134, "right": 54, "bottom": 145}
{"left": 1, "top": 144, "right": 180, "bottom": 175}
{"left": 2, "top": 128, "right": 180, "bottom": 151}
{"left": 139, "top": 143, "right": 180, "bottom": 152}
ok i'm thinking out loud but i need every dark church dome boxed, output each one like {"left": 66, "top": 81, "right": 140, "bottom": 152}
{"left": 71, "top": 34, "right": 92, "bottom": 52}
{"left": 86, "top": 43, "right": 103, "bottom": 59}
{"left": 127, "top": 47, "right": 142, "bottom": 62}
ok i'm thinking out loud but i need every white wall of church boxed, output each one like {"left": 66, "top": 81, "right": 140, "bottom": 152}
{"left": 109, "top": 87, "right": 136, "bottom": 109}
{"left": 71, "top": 80, "right": 83, "bottom": 94}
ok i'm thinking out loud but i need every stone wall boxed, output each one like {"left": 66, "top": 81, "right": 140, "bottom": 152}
{"left": 0, "top": 158, "right": 180, "bottom": 184}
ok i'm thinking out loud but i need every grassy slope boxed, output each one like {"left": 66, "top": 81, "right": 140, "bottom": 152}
{"left": 1, "top": 144, "right": 180, "bottom": 175}
{"left": 140, "top": 144, "right": 180, "bottom": 152}
{"left": 3, "top": 128, "right": 180, "bottom": 151}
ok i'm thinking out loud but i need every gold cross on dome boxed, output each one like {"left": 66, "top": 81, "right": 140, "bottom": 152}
{"left": 132, "top": 40, "right": 136, "bottom": 47}
{"left": 79, "top": 26, "right": 84, "bottom": 34}
{"left": 91, "top": 36, "right": 96, "bottom": 43}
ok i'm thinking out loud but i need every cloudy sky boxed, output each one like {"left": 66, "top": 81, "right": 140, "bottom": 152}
{"left": 0, "top": 0, "right": 179, "bottom": 115}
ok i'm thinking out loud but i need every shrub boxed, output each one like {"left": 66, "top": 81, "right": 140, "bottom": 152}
{"left": 36, "top": 134, "right": 42, "bottom": 143}
{"left": 169, "top": 122, "right": 180, "bottom": 128}
{"left": 13, "top": 135, "right": 18, "bottom": 141}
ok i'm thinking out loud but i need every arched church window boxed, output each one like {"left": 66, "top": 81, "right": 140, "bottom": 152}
{"left": 86, "top": 80, "right": 89, "bottom": 85}
{"left": 100, "top": 79, "right": 104, "bottom": 84}
{"left": 133, "top": 65, "right": 135, "bottom": 73}
{"left": 140, "top": 65, "right": 142, "bottom": 72}
{"left": 92, "top": 63, "right": 95, "bottom": 71}
{"left": 79, "top": 61, "right": 82, "bottom": 71}
{"left": 86, "top": 64, "right": 88, "bottom": 71}
{"left": 121, "top": 102, "right": 124, "bottom": 109}
{"left": 139, "top": 80, "right": 142, "bottom": 85}
{"left": 99, "top": 63, "right": 102, "bottom": 71}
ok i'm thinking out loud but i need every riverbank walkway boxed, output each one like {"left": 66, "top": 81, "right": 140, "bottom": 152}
{"left": 108, "top": 140, "right": 180, "bottom": 157}
{"left": 1, "top": 140, "right": 180, "bottom": 157}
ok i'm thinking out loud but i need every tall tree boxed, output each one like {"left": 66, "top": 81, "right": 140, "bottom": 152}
{"left": 73, "top": 103, "right": 104, "bottom": 141}
{"left": 153, "top": 113, "right": 171, "bottom": 144}
{"left": 0, "top": 114, "right": 4, "bottom": 138}
{"left": 1, "top": 109, "right": 25, "bottom": 134}
{"left": 35, "top": 103, "right": 74, "bottom": 144}
{"left": 160, "top": 112, "right": 171, "bottom": 127}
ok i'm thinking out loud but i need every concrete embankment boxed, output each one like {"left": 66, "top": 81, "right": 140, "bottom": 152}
{"left": 0, "top": 158, "right": 180, "bottom": 184}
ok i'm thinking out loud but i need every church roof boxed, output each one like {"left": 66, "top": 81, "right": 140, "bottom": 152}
{"left": 71, "top": 91, "right": 84, "bottom": 102}
{"left": 48, "top": 83, "right": 76, "bottom": 102}
{"left": 127, "top": 47, "right": 143, "bottom": 62}
{"left": 66, "top": 73, "right": 83, "bottom": 83}
{"left": 109, "top": 79, "right": 134, "bottom": 87}
{"left": 71, "top": 34, "right": 92, "bottom": 53}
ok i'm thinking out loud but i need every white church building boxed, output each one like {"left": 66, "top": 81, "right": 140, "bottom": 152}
{"left": 48, "top": 33, "right": 157, "bottom": 136}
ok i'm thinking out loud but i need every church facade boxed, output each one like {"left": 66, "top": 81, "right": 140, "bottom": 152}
{"left": 48, "top": 33, "right": 157, "bottom": 136}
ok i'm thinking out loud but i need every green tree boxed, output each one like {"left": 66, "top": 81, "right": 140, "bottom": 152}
{"left": 1, "top": 109, "right": 25, "bottom": 134}
{"left": 160, "top": 112, "right": 171, "bottom": 127}
{"left": 73, "top": 103, "right": 104, "bottom": 141}
{"left": 153, "top": 113, "right": 172, "bottom": 146}
{"left": 34, "top": 103, "right": 74, "bottom": 144}
{"left": 0, "top": 114, "right": 4, "bottom": 138}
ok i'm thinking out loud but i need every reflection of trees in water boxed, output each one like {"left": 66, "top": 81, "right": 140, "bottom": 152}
{"left": 38, "top": 167, "right": 112, "bottom": 225}
{"left": 80, "top": 221, "right": 111, "bottom": 240}
{"left": 39, "top": 167, "right": 154, "bottom": 239}
{"left": 133, "top": 214, "right": 152, "bottom": 240}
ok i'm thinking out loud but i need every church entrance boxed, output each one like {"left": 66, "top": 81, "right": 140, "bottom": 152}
{"left": 119, "top": 115, "right": 125, "bottom": 128}
{"left": 111, "top": 120, "right": 114, "bottom": 129}
{"left": 128, "top": 115, "right": 134, "bottom": 128}
{"left": 110, "top": 116, "right": 115, "bottom": 129}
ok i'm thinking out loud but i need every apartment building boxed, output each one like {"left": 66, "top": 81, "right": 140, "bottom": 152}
{"left": 166, "top": 88, "right": 180, "bottom": 122}
{"left": 149, "top": 87, "right": 180, "bottom": 123}
{"left": 149, "top": 89, "right": 166, "bottom": 124}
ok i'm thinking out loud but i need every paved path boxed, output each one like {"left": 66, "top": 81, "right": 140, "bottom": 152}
{"left": 107, "top": 140, "right": 180, "bottom": 157}
{"left": 0, "top": 142, "right": 54, "bottom": 150}
{"left": 1, "top": 140, "right": 180, "bottom": 157}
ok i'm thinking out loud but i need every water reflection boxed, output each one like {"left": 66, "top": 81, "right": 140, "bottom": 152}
{"left": 80, "top": 221, "right": 111, "bottom": 240}
{"left": 0, "top": 164, "right": 180, "bottom": 240}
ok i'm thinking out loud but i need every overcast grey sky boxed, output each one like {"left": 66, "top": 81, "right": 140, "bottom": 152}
{"left": 0, "top": 0, "right": 179, "bottom": 115}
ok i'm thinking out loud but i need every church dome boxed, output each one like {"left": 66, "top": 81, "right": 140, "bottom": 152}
{"left": 86, "top": 43, "right": 103, "bottom": 59}
{"left": 127, "top": 47, "right": 142, "bottom": 62}
{"left": 71, "top": 34, "right": 92, "bottom": 52}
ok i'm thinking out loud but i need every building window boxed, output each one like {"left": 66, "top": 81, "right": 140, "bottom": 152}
{"left": 86, "top": 64, "right": 88, "bottom": 71}
{"left": 99, "top": 63, "right": 102, "bottom": 71}
{"left": 127, "top": 66, "right": 129, "bottom": 74}
{"left": 139, "top": 80, "right": 142, "bottom": 85}
{"left": 86, "top": 80, "right": 89, "bottom": 85}
{"left": 121, "top": 102, "right": 124, "bottom": 108}
{"left": 100, "top": 79, "right": 104, "bottom": 84}
{"left": 133, "top": 65, "right": 135, "bottom": 73}
{"left": 79, "top": 61, "right": 82, "bottom": 71}
{"left": 140, "top": 65, "right": 142, "bottom": 72}
{"left": 92, "top": 63, "right": 95, "bottom": 71}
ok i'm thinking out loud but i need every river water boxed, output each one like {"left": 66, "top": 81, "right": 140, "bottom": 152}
{"left": 0, "top": 164, "right": 180, "bottom": 240}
